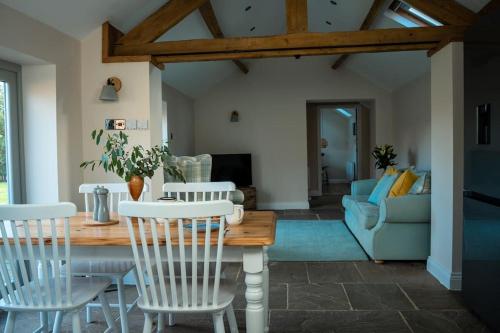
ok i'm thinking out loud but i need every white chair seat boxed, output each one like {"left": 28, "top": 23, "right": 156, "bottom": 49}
{"left": 139, "top": 278, "right": 236, "bottom": 313}
{"left": 70, "top": 260, "right": 135, "bottom": 277}
{"left": 0, "top": 276, "right": 112, "bottom": 312}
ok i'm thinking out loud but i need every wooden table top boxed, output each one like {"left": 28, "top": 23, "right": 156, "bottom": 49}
{"left": 7, "top": 211, "right": 277, "bottom": 247}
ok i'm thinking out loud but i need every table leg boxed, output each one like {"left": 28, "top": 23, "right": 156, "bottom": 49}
{"left": 243, "top": 247, "right": 265, "bottom": 333}
{"left": 263, "top": 246, "right": 269, "bottom": 332}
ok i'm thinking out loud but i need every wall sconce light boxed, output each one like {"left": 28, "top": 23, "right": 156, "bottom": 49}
{"left": 99, "top": 77, "right": 122, "bottom": 101}
{"left": 230, "top": 110, "right": 239, "bottom": 122}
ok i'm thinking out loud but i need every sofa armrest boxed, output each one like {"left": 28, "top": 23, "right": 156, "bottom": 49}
{"left": 379, "top": 194, "right": 431, "bottom": 224}
{"left": 351, "top": 179, "right": 378, "bottom": 196}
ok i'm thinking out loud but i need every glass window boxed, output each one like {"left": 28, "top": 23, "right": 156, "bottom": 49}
{"left": 385, "top": 0, "right": 443, "bottom": 28}
{"left": 0, "top": 65, "right": 24, "bottom": 204}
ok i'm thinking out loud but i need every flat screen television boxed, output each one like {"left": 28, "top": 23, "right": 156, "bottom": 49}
{"left": 211, "top": 154, "right": 252, "bottom": 187}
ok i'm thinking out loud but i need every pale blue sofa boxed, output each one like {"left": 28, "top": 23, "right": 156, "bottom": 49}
{"left": 342, "top": 179, "right": 431, "bottom": 261}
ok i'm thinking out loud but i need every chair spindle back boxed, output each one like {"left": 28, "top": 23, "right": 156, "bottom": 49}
{"left": 118, "top": 200, "right": 233, "bottom": 310}
{"left": 162, "top": 182, "right": 235, "bottom": 203}
{"left": 79, "top": 183, "right": 150, "bottom": 213}
{"left": 0, "top": 203, "right": 76, "bottom": 309}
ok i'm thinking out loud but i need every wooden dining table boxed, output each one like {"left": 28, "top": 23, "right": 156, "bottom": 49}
{"left": 11, "top": 210, "right": 277, "bottom": 333}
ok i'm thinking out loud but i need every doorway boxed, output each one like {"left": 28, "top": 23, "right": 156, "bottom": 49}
{"left": 307, "top": 102, "right": 371, "bottom": 208}
{"left": 0, "top": 62, "right": 24, "bottom": 204}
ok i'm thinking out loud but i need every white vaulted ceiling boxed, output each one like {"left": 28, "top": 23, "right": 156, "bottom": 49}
{"left": 0, "top": 0, "right": 490, "bottom": 97}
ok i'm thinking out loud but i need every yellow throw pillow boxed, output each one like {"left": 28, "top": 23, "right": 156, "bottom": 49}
{"left": 385, "top": 166, "right": 400, "bottom": 176}
{"left": 389, "top": 170, "right": 418, "bottom": 197}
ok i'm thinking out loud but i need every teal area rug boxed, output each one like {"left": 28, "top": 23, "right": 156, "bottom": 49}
{"left": 268, "top": 220, "right": 368, "bottom": 261}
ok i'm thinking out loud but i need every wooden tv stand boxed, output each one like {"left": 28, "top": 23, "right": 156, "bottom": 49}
{"left": 238, "top": 186, "right": 256, "bottom": 210}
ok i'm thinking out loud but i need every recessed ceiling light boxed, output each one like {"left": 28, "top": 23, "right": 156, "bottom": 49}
{"left": 330, "top": 1, "right": 337, "bottom": 5}
{"left": 325, "top": 20, "right": 332, "bottom": 26}
{"left": 250, "top": 26, "right": 256, "bottom": 32}
{"left": 245, "top": 5, "right": 252, "bottom": 11}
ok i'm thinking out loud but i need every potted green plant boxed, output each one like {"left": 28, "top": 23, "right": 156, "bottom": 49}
{"left": 80, "top": 129, "right": 184, "bottom": 200}
{"left": 372, "top": 144, "right": 397, "bottom": 171}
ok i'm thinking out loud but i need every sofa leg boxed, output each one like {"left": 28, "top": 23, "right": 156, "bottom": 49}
{"left": 374, "top": 260, "right": 385, "bottom": 264}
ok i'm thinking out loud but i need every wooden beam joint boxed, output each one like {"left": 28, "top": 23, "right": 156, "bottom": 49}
{"left": 331, "top": 0, "right": 385, "bottom": 70}
{"left": 199, "top": 1, "right": 249, "bottom": 74}
{"left": 117, "top": 0, "right": 208, "bottom": 45}
{"left": 286, "top": 0, "right": 308, "bottom": 33}
{"left": 102, "top": 22, "right": 164, "bottom": 70}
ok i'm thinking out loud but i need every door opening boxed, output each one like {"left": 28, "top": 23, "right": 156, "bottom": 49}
{"left": 307, "top": 101, "right": 371, "bottom": 208}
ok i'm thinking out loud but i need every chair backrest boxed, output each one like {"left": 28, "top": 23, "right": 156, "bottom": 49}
{"left": 162, "top": 182, "right": 235, "bottom": 202}
{"left": 0, "top": 203, "right": 76, "bottom": 309}
{"left": 79, "top": 182, "right": 150, "bottom": 212}
{"left": 118, "top": 200, "right": 233, "bottom": 310}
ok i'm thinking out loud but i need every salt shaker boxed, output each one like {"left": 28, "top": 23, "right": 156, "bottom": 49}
{"left": 93, "top": 186, "right": 100, "bottom": 221}
{"left": 97, "top": 187, "right": 110, "bottom": 222}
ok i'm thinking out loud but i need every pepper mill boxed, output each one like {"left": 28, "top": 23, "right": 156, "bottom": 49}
{"left": 92, "top": 186, "right": 100, "bottom": 221}
{"left": 97, "top": 187, "right": 110, "bottom": 222}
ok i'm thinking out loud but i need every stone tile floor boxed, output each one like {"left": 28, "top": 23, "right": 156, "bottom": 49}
{"left": 0, "top": 261, "right": 490, "bottom": 332}
{"left": 0, "top": 185, "right": 490, "bottom": 332}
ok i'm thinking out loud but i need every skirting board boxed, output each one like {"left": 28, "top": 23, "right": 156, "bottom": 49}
{"left": 427, "top": 256, "right": 462, "bottom": 290}
{"left": 258, "top": 201, "right": 310, "bottom": 210}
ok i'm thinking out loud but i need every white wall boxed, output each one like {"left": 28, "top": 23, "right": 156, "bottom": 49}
{"left": 194, "top": 57, "right": 393, "bottom": 209}
{"left": 392, "top": 72, "right": 431, "bottom": 170}
{"left": 428, "top": 42, "right": 464, "bottom": 290}
{"left": 0, "top": 3, "right": 82, "bottom": 205}
{"left": 80, "top": 27, "right": 163, "bottom": 201}
{"left": 22, "top": 65, "right": 58, "bottom": 203}
{"left": 320, "top": 108, "right": 356, "bottom": 181}
{"left": 162, "top": 83, "right": 195, "bottom": 156}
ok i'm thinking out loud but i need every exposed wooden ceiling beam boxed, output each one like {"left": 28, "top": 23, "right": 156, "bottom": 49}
{"left": 286, "top": 0, "right": 308, "bottom": 33}
{"left": 117, "top": 0, "right": 208, "bottom": 45}
{"left": 102, "top": 22, "right": 164, "bottom": 69}
{"left": 199, "top": 1, "right": 248, "bottom": 74}
{"left": 426, "top": 33, "right": 463, "bottom": 57}
{"left": 154, "top": 43, "right": 437, "bottom": 63}
{"left": 112, "top": 25, "right": 466, "bottom": 58}
{"left": 331, "top": 0, "right": 385, "bottom": 70}
{"left": 403, "top": 0, "right": 477, "bottom": 25}
{"left": 427, "top": 0, "right": 500, "bottom": 56}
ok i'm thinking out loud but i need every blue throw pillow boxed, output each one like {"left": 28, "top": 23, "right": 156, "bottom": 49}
{"left": 368, "top": 174, "right": 399, "bottom": 206}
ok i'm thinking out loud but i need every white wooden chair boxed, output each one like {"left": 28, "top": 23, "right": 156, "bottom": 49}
{"left": 79, "top": 182, "right": 149, "bottom": 212}
{"left": 162, "top": 182, "right": 236, "bottom": 202}
{"left": 0, "top": 203, "right": 116, "bottom": 333}
{"left": 118, "top": 200, "right": 239, "bottom": 333}
{"left": 78, "top": 182, "right": 149, "bottom": 333}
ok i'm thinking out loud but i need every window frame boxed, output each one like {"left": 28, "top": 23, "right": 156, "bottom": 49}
{"left": 386, "top": 0, "right": 443, "bottom": 28}
{"left": 0, "top": 59, "right": 26, "bottom": 204}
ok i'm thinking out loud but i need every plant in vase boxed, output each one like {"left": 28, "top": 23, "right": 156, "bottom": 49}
{"left": 80, "top": 129, "right": 184, "bottom": 200}
{"left": 372, "top": 144, "right": 397, "bottom": 172}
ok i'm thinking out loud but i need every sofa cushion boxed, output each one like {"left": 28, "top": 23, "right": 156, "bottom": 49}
{"left": 352, "top": 202, "right": 380, "bottom": 229}
{"left": 389, "top": 170, "right": 418, "bottom": 197}
{"left": 342, "top": 195, "right": 369, "bottom": 210}
{"left": 368, "top": 174, "right": 399, "bottom": 205}
{"left": 409, "top": 171, "right": 431, "bottom": 194}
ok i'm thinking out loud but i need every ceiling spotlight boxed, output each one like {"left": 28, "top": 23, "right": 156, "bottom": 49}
{"left": 245, "top": 5, "right": 252, "bottom": 11}
{"left": 250, "top": 26, "right": 256, "bottom": 31}
{"left": 326, "top": 20, "right": 332, "bottom": 25}
{"left": 330, "top": 0, "right": 337, "bottom": 5}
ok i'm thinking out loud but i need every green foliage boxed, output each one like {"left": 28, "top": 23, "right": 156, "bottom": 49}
{"left": 371, "top": 144, "right": 397, "bottom": 171}
{"left": 80, "top": 129, "right": 185, "bottom": 182}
